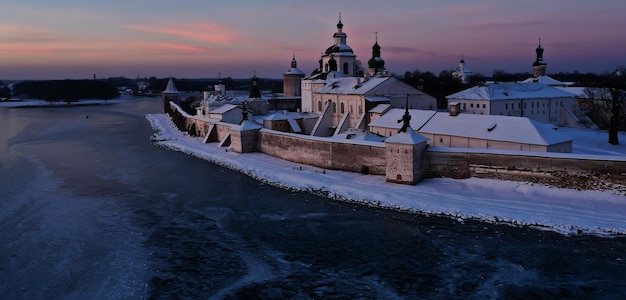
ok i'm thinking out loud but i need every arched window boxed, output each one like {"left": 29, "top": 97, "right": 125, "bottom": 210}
{"left": 332, "top": 102, "right": 336, "bottom": 113}
{"left": 318, "top": 101, "right": 322, "bottom": 111}
{"left": 340, "top": 102, "right": 345, "bottom": 114}
{"left": 343, "top": 63, "right": 349, "bottom": 75}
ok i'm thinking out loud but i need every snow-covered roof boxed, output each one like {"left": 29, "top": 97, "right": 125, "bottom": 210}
{"left": 369, "top": 104, "right": 391, "bottom": 114}
{"left": 446, "top": 82, "right": 575, "bottom": 101}
{"left": 368, "top": 109, "right": 437, "bottom": 130}
{"left": 210, "top": 104, "right": 239, "bottom": 114}
{"left": 555, "top": 86, "right": 588, "bottom": 98}
{"left": 263, "top": 111, "right": 318, "bottom": 121}
{"left": 163, "top": 78, "right": 179, "bottom": 93}
{"left": 331, "top": 129, "right": 387, "bottom": 143}
{"left": 365, "top": 96, "right": 390, "bottom": 103}
{"left": 284, "top": 68, "right": 305, "bottom": 75}
{"left": 519, "top": 75, "right": 573, "bottom": 86}
{"left": 315, "top": 76, "right": 392, "bottom": 95}
{"left": 235, "top": 120, "right": 263, "bottom": 131}
{"left": 419, "top": 112, "right": 572, "bottom": 146}
{"left": 385, "top": 127, "right": 429, "bottom": 144}
{"left": 287, "top": 118, "right": 302, "bottom": 133}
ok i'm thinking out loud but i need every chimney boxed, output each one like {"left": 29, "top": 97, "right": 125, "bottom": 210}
{"left": 449, "top": 102, "right": 460, "bottom": 116}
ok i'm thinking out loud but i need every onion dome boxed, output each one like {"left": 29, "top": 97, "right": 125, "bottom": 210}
{"left": 533, "top": 38, "right": 546, "bottom": 66}
{"left": 367, "top": 40, "right": 385, "bottom": 70}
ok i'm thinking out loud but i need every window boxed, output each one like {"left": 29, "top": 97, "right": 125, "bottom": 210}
{"left": 332, "top": 102, "right": 336, "bottom": 113}
{"left": 470, "top": 103, "right": 474, "bottom": 108}
{"left": 340, "top": 102, "right": 345, "bottom": 114}
{"left": 350, "top": 105, "right": 353, "bottom": 114}
{"left": 318, "top": 101, "right": 322, "bottom": 111}
{"left": 482, "top": 104, "right": 486, "bottom": 108}
{"left": 531, "top": 102, "right": 534, "bottom": 108}
{"left": 343, "top": 63, "right": 349, "bottom": 75}
{"left": 505, "top": 104, "right": 508, "bottom": 110}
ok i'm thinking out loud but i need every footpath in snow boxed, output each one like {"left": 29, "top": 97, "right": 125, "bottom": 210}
{"left": 146, "top": 113, "right": 626, "bottom": 237}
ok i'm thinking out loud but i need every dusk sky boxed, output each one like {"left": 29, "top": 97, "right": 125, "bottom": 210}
{"left": 2, "top": 0, "right": 625, "bottom": 80}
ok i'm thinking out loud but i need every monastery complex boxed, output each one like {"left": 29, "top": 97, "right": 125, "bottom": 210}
{"left": 161, "top": 15, "right": 625, "bottom": 186}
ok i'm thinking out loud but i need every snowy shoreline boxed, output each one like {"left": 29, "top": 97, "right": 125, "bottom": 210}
{"left": 146, "top": 113, "right": 626, "bottom": 237}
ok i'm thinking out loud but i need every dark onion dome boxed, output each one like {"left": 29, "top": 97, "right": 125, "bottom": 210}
{"left": 368, "top": 57, "right": 385, "bottom": 69}
{"left": 325, "top": 44, "right": 353, "bottom": 55}
{"left": 533, "top": 39, "right": 546, "bottom": 66}
{"left": 367, "top": 41, "right": 385, "bottom": 69}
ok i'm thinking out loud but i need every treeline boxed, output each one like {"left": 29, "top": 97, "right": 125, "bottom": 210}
{"left": 0, "top": 81, "right": 11, "bottom": 99}
{"left": 398, "top": 69, "right": 620, "bottom": 109}
{"left": 13, "top": 80, "right": 119, "bottom": 103}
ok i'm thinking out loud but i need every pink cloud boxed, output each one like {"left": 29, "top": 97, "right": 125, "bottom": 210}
{"left": 126, "top": 23, "right": 239, "bottom": 45}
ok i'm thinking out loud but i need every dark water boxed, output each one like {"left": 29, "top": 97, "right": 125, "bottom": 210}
{"left": 1, "top": 100, "right": 625, "bottom": 299}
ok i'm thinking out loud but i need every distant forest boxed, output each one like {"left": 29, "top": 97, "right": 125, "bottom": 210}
{"left": 12, "top": 80, "right": 119, "bottom": 103}
{"left": 3, "top": 69, "right": 615, "bottom": 106}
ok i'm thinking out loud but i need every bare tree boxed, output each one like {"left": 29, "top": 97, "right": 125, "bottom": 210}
{"left": 583, "top": 68, "right": 625, "bottom": 145}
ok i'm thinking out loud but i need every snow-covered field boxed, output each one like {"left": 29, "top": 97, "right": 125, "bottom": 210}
{"left": 146, "top": 113, "right": 626, "bottom": 237}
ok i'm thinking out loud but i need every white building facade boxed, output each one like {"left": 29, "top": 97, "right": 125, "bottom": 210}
{"left": 446, "top": 82, "right": 580, "bottom": 127}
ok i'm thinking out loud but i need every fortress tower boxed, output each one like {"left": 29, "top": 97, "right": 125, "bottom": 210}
{"left": 161, "top": 77, "right": 180, "bottom": 113}
{"left": 283, "top": 53, "right": 305, "bottom": 96}
{"left": 385, "top": 101, "right": 428, "bottom": 185}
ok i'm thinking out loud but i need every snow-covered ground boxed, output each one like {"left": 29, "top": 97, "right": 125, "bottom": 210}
{"left": 146, "top": 113, "right": 626, "bottom": 237}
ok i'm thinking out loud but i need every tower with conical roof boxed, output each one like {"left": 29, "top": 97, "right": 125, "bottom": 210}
{"left": 532, "top": 38, "right": 547, "bottom": 78}
{"left": 283, "top": 52, "right": 305, "bottom": 96}
{"left": 367, "top": 32, "right": 386, "bottom": 76}
{"left": 385, "top": 96, "right": 429, "bottom": 185}
{"left": 161, "top": 77, "right": 180, "bottom": 113}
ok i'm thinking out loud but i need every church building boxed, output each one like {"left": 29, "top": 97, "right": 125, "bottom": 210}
{"left": 452, "top": 55, "right": 473, "bottom": 84}
{"left": 446, "top": 40, "right": 584, "bottom": 127}
{"left": 301, "top": 14, "right": 436, "bottom": 137}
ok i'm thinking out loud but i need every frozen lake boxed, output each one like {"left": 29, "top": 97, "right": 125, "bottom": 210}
{"left": 1, "top": 100, "right": 625, "bottom": 299}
